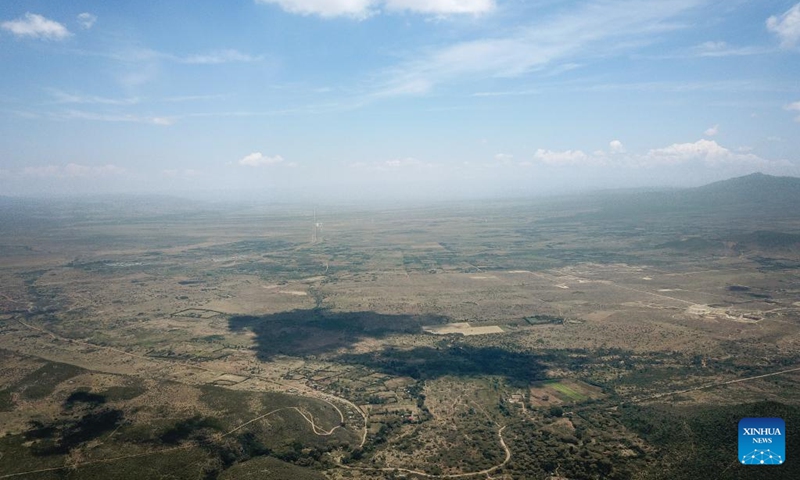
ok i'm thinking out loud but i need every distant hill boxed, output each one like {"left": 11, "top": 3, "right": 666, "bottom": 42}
{"left": 596, "top": 173, "right": 800, "bottom": 217}
{"left": 684, "top": 172, "right": 800, "bottom": 208}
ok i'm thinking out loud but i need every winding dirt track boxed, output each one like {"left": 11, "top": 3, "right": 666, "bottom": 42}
{"left": 1, "top": 318, "right": 367, "bottom": 478}
{"left": 0, "top": 402, "right": 348, "bottom": 479}
{"left": 14, "top": 318, "right": 366, "bottom": 437}
{"left": 222, "top": 406, "right": 341, "bottom": 437}
{"left": 338, "top": 425, "right": 511, "bottom": 479}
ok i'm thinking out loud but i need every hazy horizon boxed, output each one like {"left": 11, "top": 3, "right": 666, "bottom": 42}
{"left": 2, "top": 1, "right": 800, "bottom": 201}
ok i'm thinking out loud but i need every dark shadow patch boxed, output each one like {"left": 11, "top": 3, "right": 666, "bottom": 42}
{"left": 0, "top": 390, "right": 14, "bottom": 411}
{"left": 100, "top": 381, "right": 146, "bottom": 402}
{"left": 228, "top": 309, "right": 447, "bottom": 360}
{"left": 64, "top": 390, "right": 106, "bottom": 408}
{"left": 27, "top": 408, "right": 124, "bottom": 456}
{"left": 17, "top": 361, "right": 84, "bottom": 400}
{"left": 337, "top": 345, "right": 554, "bottom": 385}
{"left": 159, "top": 415, "right": 223, "bottom": 445}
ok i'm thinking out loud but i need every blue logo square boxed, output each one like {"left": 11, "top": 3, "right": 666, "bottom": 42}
{"left": 739, "top": 417, "right": 785, "bottom": 465}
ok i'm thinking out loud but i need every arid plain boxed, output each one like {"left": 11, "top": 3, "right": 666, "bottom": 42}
{"left": 1, "top": 175, "right": 800, "bottom": 479}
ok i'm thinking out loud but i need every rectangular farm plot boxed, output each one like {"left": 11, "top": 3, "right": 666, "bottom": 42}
{"left": 171, "top": 308, "right": 224, "bottom": 319}
{"left": 422, "top": 322, "right": 504, "bottom": 336}
{"left": 529, "top": 379, "right": 604, "bottom": 406}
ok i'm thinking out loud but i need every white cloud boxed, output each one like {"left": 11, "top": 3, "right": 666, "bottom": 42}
{"left": 786, "top": 101, "right": 800, "bottom": 122}
{"left": 533, "top": 149, "right": 593, "bottom": 166}
{"left": 641, "top": 139, "right": 776, "bottom": 167}
{"left": 767, "top": 3, "right": 800, "bottom": 48}
{"left": 530, "top": 139, "right": 786, "bottom": 169}
{"left": 77, "top": 13, "right": 97, "bottom": 29}
{"left": 704, "top": 124, "right": 719, "bottom": 136}
{"left": 182, "top": 49, "right": 264, "bottom": 65}
{"left": 609, "top": 140, "right": 626, "bottom": 154}
{"left": 256, "top": 0, "right": 495, "bottom": 18}
{"left": 384, "top": 0, "right": 495, "bottom": 15}
{"left": 239, "top": 152, "right": 285, "bottom": 167}
{"left": 1, "top": 13, "right": 71, "bottom": 40}
{"left": 22, "top": 164, "right": 125, "bottom": 177}
{"left": 256, "top": 0, "right": 376, "bottom": 18}
{"left": 494, "top": 153, "right": 513, "bottom": 162}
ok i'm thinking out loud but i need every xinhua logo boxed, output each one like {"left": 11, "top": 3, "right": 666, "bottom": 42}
{"left": 739, "top": 418, "right": 785, "bottom": 465}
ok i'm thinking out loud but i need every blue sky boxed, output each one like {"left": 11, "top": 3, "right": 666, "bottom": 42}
{"left": 1, "top": 0, "right": 799, "bottom": 200}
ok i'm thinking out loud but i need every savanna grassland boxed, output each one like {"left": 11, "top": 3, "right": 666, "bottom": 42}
{"left": 1, "top": 174, "right": 800, "bottom": 479}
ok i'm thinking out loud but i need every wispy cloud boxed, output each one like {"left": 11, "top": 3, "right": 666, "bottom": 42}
{"left": 74, "top": 46, "right": 264, "bottom": 65}
{"left": 350, "top": 157, "right": 435, "bottom": 171}
{"left": 384, "top": 0, "right": 494, "bottom": 15}
{"left": 569, "top": 79, "right": 799, "bottom": 94}
{"left": 47, "top": 89, "right": 140, "bottom": 106}
{"left": 161, "top": 93, "right": 231, "bottom": 103}
{"left": 77, "top": 13, "right": 97, "bottom": 30}
{"left": 255, "top": 0, "right": 495, "bottom": 19}
{"left": 767, "top": 3, "right": 800, "bottom": 48}
{"left": 704, "top": 124, "right": 719, "bottom": 136}
{"left": 786, "top": 100, "right": 800, "bottom": 122}
{"left": 1, "top": 13, "right": 71, "bottom": 40}
{"left": 64, "top": 46, "right": 264, "bottom": 88}
{"left": 50, "top": 109, "right": 172, "bottom": 126}
{"left": 370, "top": 0, "right": 704, "bottom": 97}
{"left": 257, "top": 0, "right": 376, "bottom": 19}
{"left": 181, "top": 49, "right": 264, "bottom": 65}
{"left": 689, "top": 41, "right": 770, "bottom": 57}
{"left": 471, "top": 88, "right": 540, "bottom": 97}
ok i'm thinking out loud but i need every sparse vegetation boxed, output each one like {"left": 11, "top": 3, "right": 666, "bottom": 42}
{"left": 1, "top": 182, "right": 799, "bottom": 479}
